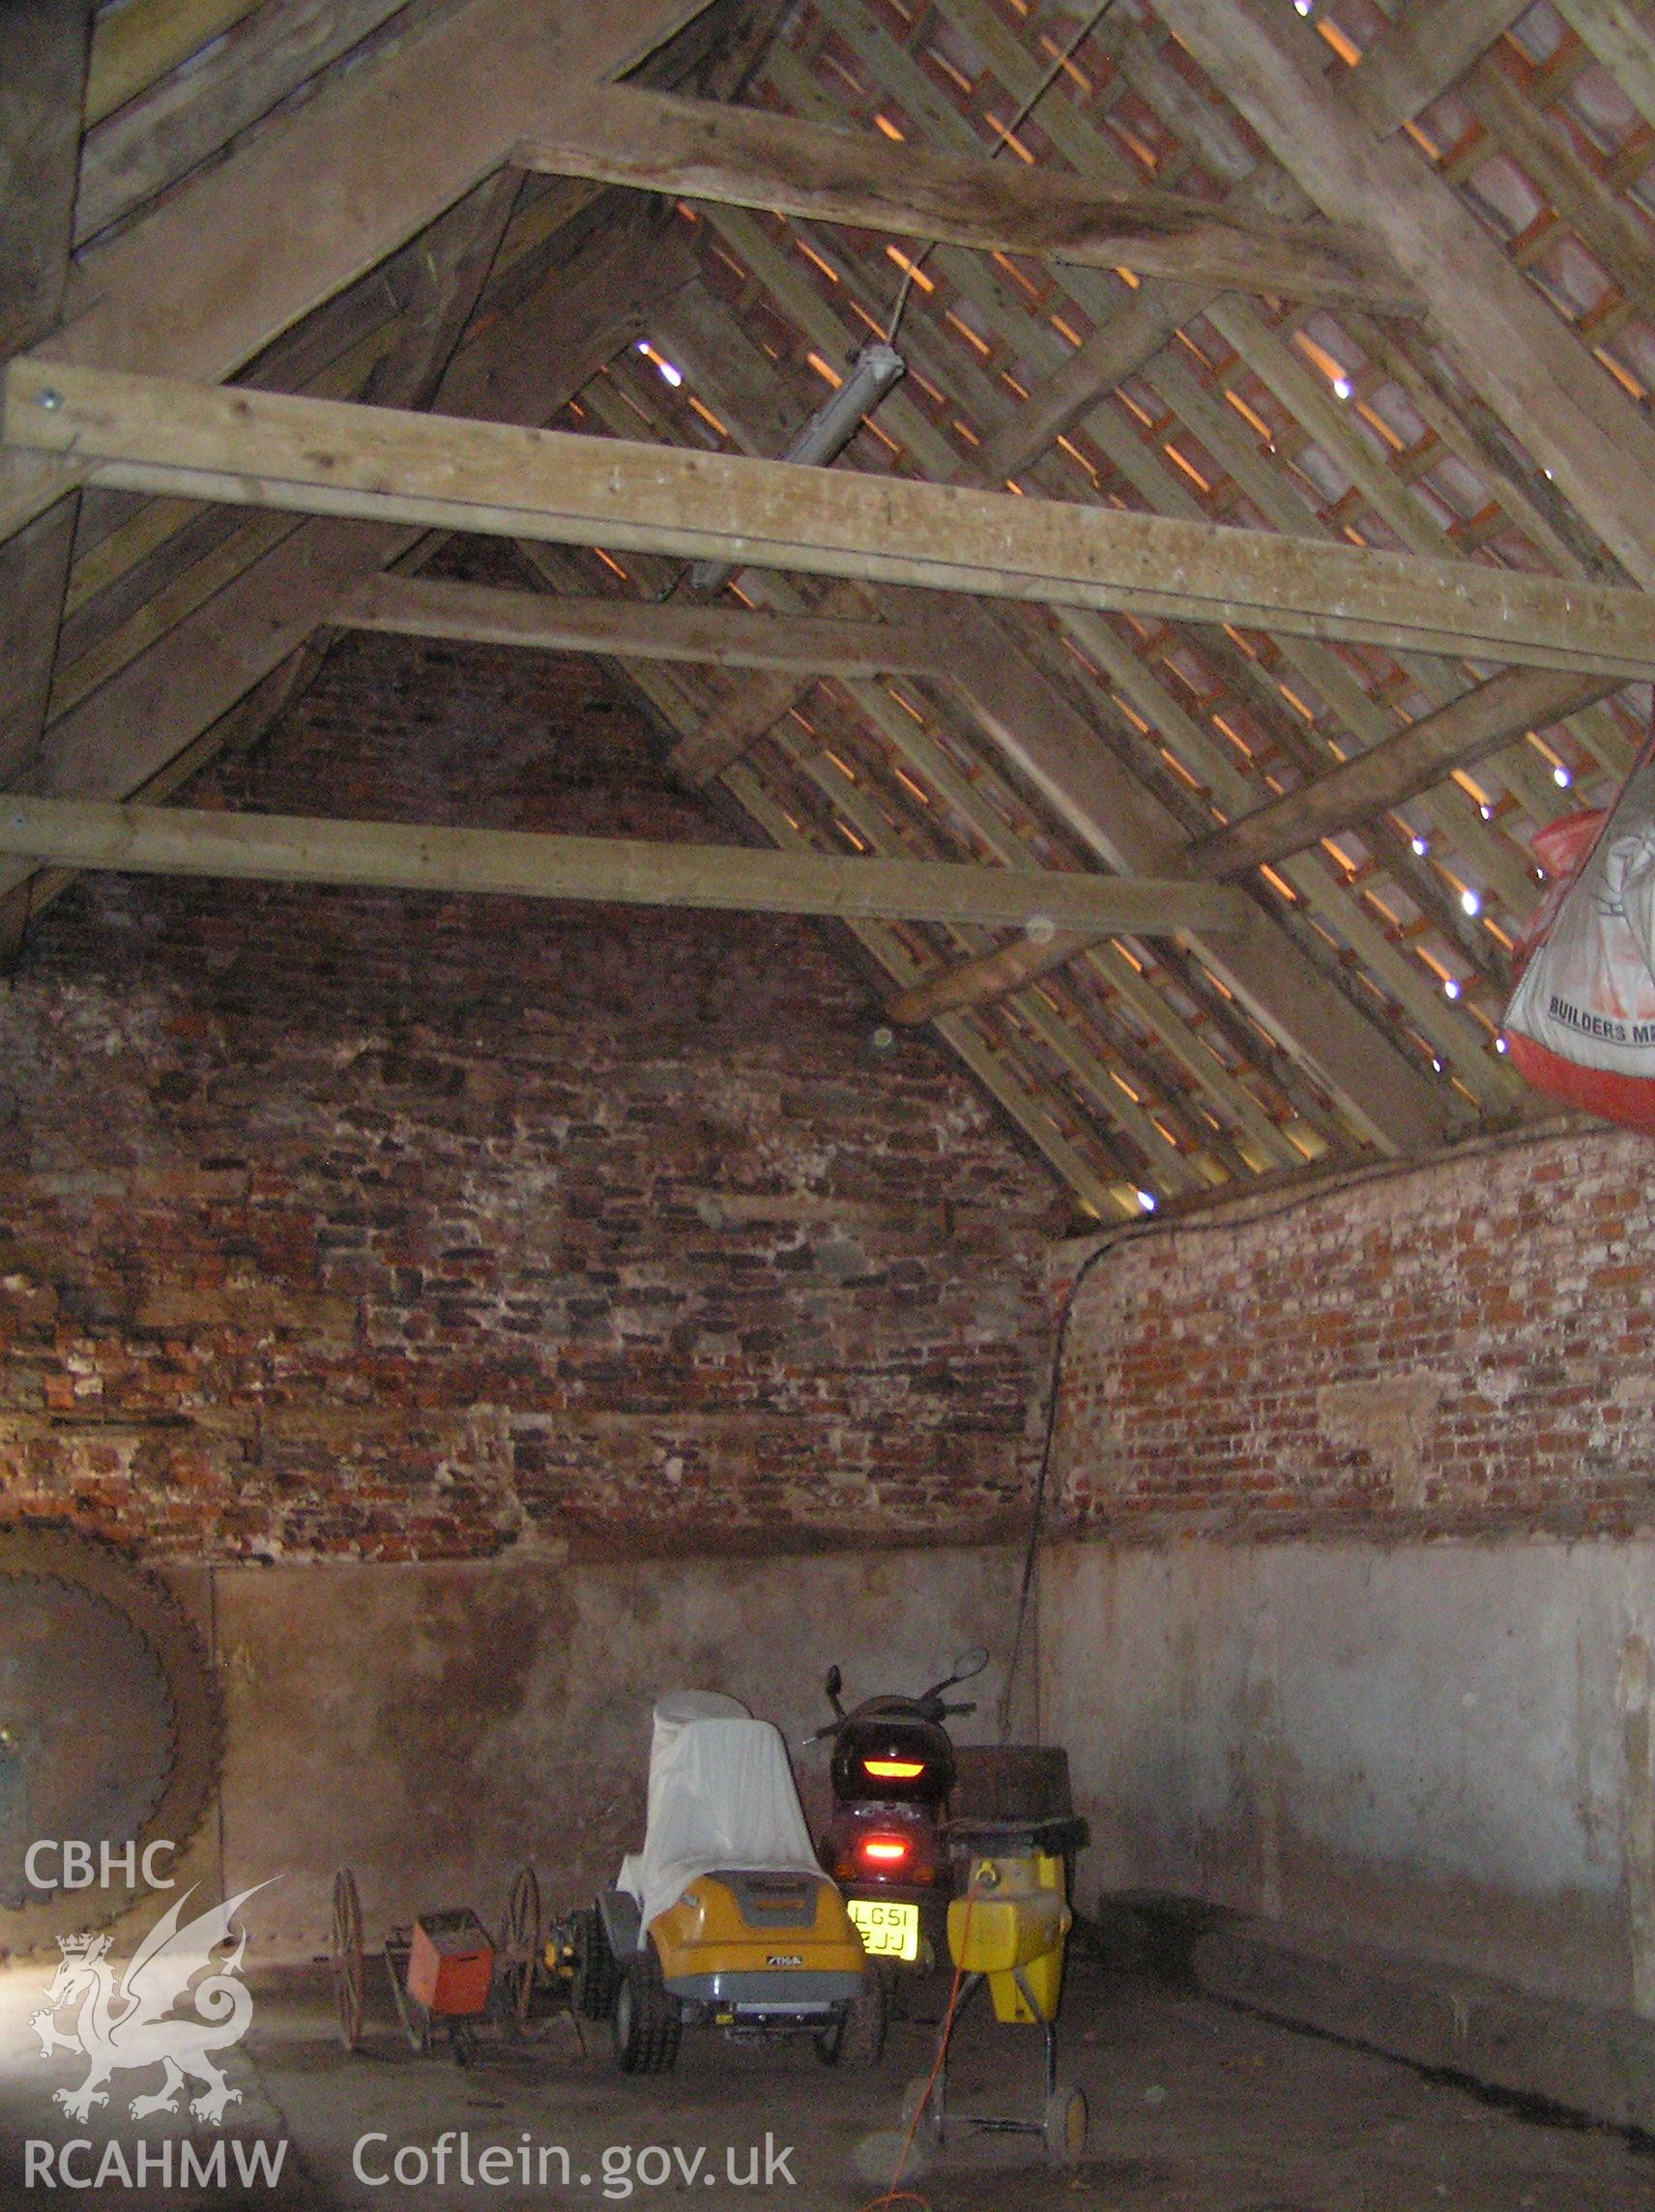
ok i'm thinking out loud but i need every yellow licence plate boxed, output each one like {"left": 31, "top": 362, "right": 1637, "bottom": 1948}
{"left": 848, "top": 1898, "right": 920, "bottom": 1963}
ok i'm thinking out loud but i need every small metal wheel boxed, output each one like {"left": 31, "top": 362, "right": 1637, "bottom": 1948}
{"left": 899, "top": 2072, "right": 942, "bottom": 2142}
{"left": 331, "top": 1868, "right": 365, "bottom": 2052}
{"left": 1042, "top": 2083, "right": 1088, "bottom": 2165}
{"left": 501, "top": 1864, "right": 542, "bottom": 2029}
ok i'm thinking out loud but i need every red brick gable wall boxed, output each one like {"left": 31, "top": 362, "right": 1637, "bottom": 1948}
{"left": 0, "top": 617, "right": 1056, "bottom": 1561}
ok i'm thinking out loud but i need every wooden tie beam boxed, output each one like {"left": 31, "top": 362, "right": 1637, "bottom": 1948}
{"left": 0, "top": 796, "right": 1250, "bottom": 939}
{"left": 333, "top": 574, "right": 950, "bottom": 679}
{"left": 10, "top": 362, "right": 1655, "bottom": 679}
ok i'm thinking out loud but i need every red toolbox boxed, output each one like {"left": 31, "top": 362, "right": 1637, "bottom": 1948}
{"left": 406, "top": 1908, "right": 494, "bottom": 2018}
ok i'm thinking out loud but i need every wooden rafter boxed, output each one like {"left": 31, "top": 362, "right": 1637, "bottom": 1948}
{"left": 1, "top": 1, "right": 94, "bottom": 358}
{"left": 0, "top": 1, "right": 92, "bottom": 840}
{"left": 1145, "top": 0, "right": 1655, "bottom": 593}
{"left": 1188, "top": 667, "right": 1620, "bottom": 880}
{"left": 0, "top": 0, "right": 715, "bottom": 545}
{"left": 0, "top": 213, "right": 693, "bottom": 925}
{"left": 1350, "top": 0, "right": 1533, "bottom": 135}
{"left": 76, "top": 0, "right": 411, "bottom": 247}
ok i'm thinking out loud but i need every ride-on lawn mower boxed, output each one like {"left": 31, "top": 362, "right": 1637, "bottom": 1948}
{"left": 572, "top": 1692, "right": 886, "bottom": 2073}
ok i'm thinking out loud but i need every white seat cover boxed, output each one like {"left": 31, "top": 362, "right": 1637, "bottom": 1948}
{"left": 617, "top": 1692, "right": 822, "bottom": 1938}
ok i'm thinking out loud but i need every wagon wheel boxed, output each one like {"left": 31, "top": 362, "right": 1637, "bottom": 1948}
{"left": 331, "top": 1869, "right": 365, "bottom": 2052}
{"left": 501, "top": 1864, "right": 542, "bottom": 2030}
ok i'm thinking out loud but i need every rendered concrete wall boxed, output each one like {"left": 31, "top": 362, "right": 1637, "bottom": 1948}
{"left": 205, "top": 1541, "right": 1028, "bottom": 1961}
{"left": 1039, "top": 1535, "right": 1655, "bottom": 2016}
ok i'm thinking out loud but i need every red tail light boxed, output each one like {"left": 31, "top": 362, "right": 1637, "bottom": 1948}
{"left": 857, "top": 1833, "right": 912, "bottom": 1868}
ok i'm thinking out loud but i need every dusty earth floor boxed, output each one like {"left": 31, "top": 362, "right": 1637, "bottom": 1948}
{"left": 0, "top": 1953, "right": 1647, "bottom": 2210}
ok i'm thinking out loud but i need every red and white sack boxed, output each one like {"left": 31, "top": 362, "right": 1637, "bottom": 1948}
{"left": 1503, "top": 728, "right": 1655, "bottom": 1132}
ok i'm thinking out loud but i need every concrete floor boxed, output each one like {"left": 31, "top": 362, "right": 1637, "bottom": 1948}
{"left": 1, "top": 1954, "right": 1646, "bottom": 2210}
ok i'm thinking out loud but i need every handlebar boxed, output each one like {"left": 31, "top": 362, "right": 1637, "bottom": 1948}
{"left": 805, "top": 1693, "right": 974, "bottom": 1741}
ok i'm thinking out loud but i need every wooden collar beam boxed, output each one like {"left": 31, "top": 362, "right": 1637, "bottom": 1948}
{"left": 0, "top": 795, "right": 1249, "bottom": 940}
{"left": 333, "top": 573, "right": 950, "bottom": 678}
{"left": 10, "top": 362, "right": 1655, "bottom": 679}
{"left": 513, "top": 85, "right": 1424, "bottom": 314}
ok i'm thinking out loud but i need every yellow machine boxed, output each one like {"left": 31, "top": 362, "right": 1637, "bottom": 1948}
{"left": 651, "top": 1868, "right": 867, "bottom": 1997}
{"left": 911, "top": 1817, "right": 1088, "bottom": 2165}
{"left": 573, "top": 1692, "right": 886, "bottom": 2071}
{"left": 947, "top": 1845, "right": 1069, "bottom": 2023}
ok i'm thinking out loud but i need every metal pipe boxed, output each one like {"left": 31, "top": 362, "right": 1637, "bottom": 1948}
{"left": 687, "top": 343, "right": 906, "bottom": 594}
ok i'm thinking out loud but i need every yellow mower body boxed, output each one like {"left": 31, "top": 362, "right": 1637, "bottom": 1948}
{"left": 652, "top": 1868, "right": 865, "bottom": 2015}
{"left": 947, "top": 1849, "right": 1070, "bottom": 2023}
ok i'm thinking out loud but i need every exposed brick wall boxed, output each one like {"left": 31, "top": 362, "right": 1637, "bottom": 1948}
{"left": 1058, "top": 1125, "right": 1655, "bottom": 1540}
{"left": 0, "top": 604, "right": 1058, "bottom": 1562}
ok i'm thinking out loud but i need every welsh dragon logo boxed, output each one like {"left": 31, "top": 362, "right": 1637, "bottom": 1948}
{"left": 31, "top": 1882, "right": 272, "bottom": 2125}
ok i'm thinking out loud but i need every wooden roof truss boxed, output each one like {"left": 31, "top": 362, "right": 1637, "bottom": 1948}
{"left": 5, "top": 0, "right": 1655, "bottom": 1221}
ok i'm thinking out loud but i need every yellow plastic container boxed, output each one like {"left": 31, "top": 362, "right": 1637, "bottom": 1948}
{"left": 946, "top": 1850, "right": 1071, "bottom": 2023}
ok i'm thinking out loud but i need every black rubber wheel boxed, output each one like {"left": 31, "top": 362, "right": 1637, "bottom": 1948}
{"left": 571, "top": 1905, "right": 624, "bottom": 2022}
{"left": 612, "top": 1945, "right": 682, "bottom": 2074}
{"left": 815, "top": 1968, "right": 888, "bottom": 2068}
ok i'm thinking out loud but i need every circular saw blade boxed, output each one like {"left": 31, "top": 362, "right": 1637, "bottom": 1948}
{"left": 0, "top": 1526, "right": 222, "bottom": 1954}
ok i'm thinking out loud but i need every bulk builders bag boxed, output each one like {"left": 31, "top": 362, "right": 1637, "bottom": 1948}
{"left": 1503, "top": 724, "right": 1655, "bottom": 1131}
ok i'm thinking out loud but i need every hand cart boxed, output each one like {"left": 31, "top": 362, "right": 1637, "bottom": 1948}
{"left": 331, "top": 1865, "right": 585, "bottom": 2064}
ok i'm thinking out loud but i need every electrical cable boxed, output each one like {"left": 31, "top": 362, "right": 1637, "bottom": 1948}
{"left": 857, "top": 1874, "right": 986, "bottom": 2212}
{"left": 885, "top": 0, "right": 1122, "bottom": 346}
{"left": 996, "top": 1107, "right": 1594, "bottom": 1739}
